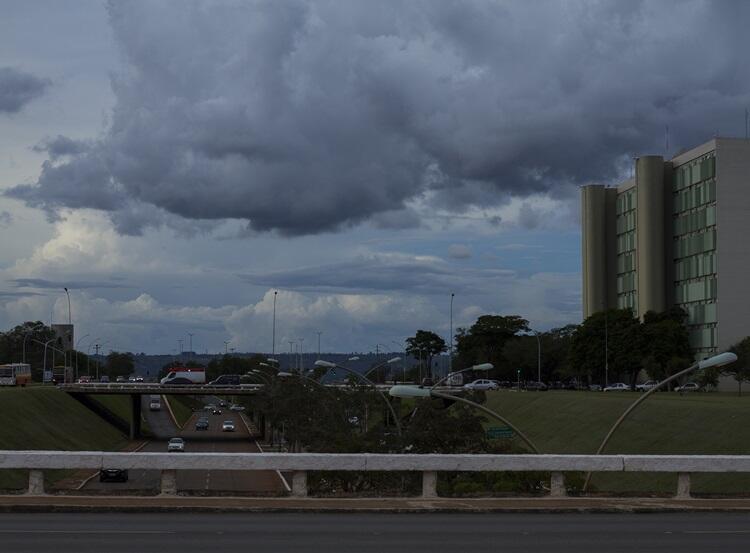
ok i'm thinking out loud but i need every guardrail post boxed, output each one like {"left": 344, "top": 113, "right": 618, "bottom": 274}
{"left": 27, "top": 470, "right": 44, "bottom": 495}
{"left": 676, "top": 472, "right": 691, "bottom": 499}
{"left": 422, "top": 471, "right": 438, "bottom": 499}
{"left": 550, "top": 472, "right": 566, "bottom": 497}
{"left": 160, "top": 469, "right": 177, "bottom": 496}
{"left": 291, "top": 471, "right": 307, "bottom": 498}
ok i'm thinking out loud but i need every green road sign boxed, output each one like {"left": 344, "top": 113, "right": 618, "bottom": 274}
{"left": 486, "top": 426, "right": 514, "bottom": 439}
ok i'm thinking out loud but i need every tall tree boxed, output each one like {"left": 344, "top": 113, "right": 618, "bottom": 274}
{"left": 405, "top": 330, "right": 447, "bottom": 379}
{"left": 103, "top": 352, "right": 135, "bottom": 379}
{"left": 723, "top": 337, "right": 750, "bottom": 396}
{"left": 568, "top": 308, "right": 642, "bottom": 387}
{"left": 640, "top": 307, "right": 692, "bottom": 383}
{"left": 455, "top": 315, "right": 529, "bottom": 379}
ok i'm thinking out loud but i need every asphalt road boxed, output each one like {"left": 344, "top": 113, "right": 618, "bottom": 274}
{"left": 84, "top": 401, "right": 284, "bottom": 494}
{"left": 2, "top": 513, "right": 750, "bottom": 553}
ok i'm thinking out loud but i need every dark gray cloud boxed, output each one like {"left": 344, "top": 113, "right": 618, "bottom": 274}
{"left": 6, "top": 1, "right": 750, "bottom": 235}
{"left": 13, "top": 278, "right": 130, "bottom": 290}
{"left": 240, "top": 254, "right": 513, "bottom": 294}
{"left": 32, "top": 135, "right": 89, "bottom": 159}
{"left": 0, "top": 211, "right": 11, "bottom": 228}
{"left": 0, "top": 67, "right": 50, "bottom": 113}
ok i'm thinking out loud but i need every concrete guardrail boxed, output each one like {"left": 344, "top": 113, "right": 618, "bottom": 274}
{"left": 2, "top": 451, "right": 748, "bottom": 499}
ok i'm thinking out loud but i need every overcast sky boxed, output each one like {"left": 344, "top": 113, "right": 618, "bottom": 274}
{"left": 2, "top": 0, "right": 749, "bottom": 355}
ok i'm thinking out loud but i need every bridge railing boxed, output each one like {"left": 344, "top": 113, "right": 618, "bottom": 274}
{"left": 2, "top": 451, "right": 749, "bottom": 499}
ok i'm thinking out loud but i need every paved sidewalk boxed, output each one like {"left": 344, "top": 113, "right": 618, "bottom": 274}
{"left": 3, "top": 494, "right": 750, "bottom": 513}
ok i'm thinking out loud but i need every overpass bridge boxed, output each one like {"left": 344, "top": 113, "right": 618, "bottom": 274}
{"left": 57, "top": 383, "right": 263, "bottom": 439}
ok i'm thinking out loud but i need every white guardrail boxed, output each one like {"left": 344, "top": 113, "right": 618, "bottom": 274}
{"left": 3, "top": 451, "right": 749, "bottom": 499}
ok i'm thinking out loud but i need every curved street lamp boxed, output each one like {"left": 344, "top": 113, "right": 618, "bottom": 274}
{"left": 314, "top": 359, "right": 402, "bottom": 436}
{"left": 431, "top": 363, "right": 493, "bottom": 389}
{"left": 389, "top": 385, "right": 540, "bottom": 454}
{"left": 582, "top": 351, "right": 738, "bottom": 491}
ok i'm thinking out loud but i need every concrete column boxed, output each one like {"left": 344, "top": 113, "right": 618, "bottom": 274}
{"left": 160, "top": 469, "right": 177, "bottom": 495}
{"left": 421, "top": 471, "right": 438, "bottom": 499}
{"left": 636, "top": 156, "right": 667, "bottom": 317}
{"left": 291, "top": 471, "right": 307, "bottom": 498}
{"left": 550, "top": 472, "right": 566, "bottom": 498}
{"left": 676, "top": 473, "right": 691, "bottom": 499}
{"left": 130, "top": 394, "right": 142, "bottom": 440}
{"left": 27, "top": 470, "right": 44, "bottom": 495}
{"left": 581, "top": 185, "right": 608, "bottom": 318}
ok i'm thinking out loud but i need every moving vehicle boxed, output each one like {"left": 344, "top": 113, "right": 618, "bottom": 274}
{"left": 603, "top": 383, "right": 630, "bottom": 392}
{"left": 100, "top": 375, "right": 110, "bottom": 383}
{"left": 195, "top": 419, "right": 209, "bottom": 430}
{"left": 212, "top": 408, "right": 222, "bottom": 415}
{"left": 675, "top": 382, "right": 702, "bottom": 393}
{"left": 77, "top": 375, "right": 91, "bottom": 384}
{"left": 636, "top": 380, "right": 659, "bottom": 392}
{"left": 167, "top": 437, "right": 185, "bottom": 452}
{"left": 463, "top": 379, "right": 499, "bottom": 391}
{"left": 222, "top": 420, "right": 235, "bottom": 432}
{"left": 116, "top": 376, "right": 126, "bottom": 383}
{"left": 149, "top": 395, "right": 161, "bottom": 411}
{"left": 208, "top": 374, "right": 240, "bottom": 386}
{"left": 99, "top": 468, "right": 128, "bottom": 482}
{"left": 160, "top": 367, "right": 206, "bottom": 385}
{"left": 229, "top": 404, "right": 245, "bottom": 412}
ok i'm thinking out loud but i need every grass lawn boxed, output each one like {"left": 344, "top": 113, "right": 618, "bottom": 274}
{"left": 0, "top": 386, "right": 128, "bottom": 490}
{"left": 164, "top": 395, "right": 203, "bottom": 428}
{"left": 482, "top": 389, "right": 750, "bottom": 494}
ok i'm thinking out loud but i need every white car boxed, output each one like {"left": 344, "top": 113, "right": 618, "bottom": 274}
{"left": 463, "top": 379, "right": 499, "bottom": 391}
{"left": 222, "top": 420, "right": 235, "bottom": 432}
{"left": 603, "top": 382, "right": 630, "bottom": 392}
{"left": 675, "top": 382, "right": 702, "bottom": 393}
{"left": 636, "top": 380, "right": 658, "bottom": 392}
{"left": 229, "top": 404, "right": 245, "bottom": 412}
{"left": 167, "top": 437, "right": 185, "bottom": 452}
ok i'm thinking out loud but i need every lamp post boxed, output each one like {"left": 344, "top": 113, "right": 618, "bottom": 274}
{"left": 272, "top": 290, "right": 278, "bottom": 356}
{"left": 74, "top": 334, "right": 90, "bottom": 380}
{"left": 63, "top": 287, "right": 72, "bottom": 324}
{"left": 314, "top": 359, "right": 402, "bottom": 436}
{"left": 431, "top": 363, "right": 493, "bottom": 389}
{"left": 582, "top": 351, "right": 738, "bottom": 491}
{"left": 449, "top": 292, "right": 455, "bottom": 375}
{"left": 389, "top": 385, "right": 540, "bottom": 454}
{"left": 363, "top": 357, "right": 401, "bottom": 385}
{"left": 22, "top": 331, "right": 33, "bottom": 364}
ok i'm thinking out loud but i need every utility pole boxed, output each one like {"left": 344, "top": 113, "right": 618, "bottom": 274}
{"left": 316, "top": 331, "right": 322, "bottom": 359}
{"left": 224, "top": 341, "right": 230, "bottom": 355}
{"left": 449, "top": 292, "right": 455, "bottom": 375}
{"left": 272, "top": 291, "right": 277, "bottom": 356}
{"left": 94, "top": 344, "right": 100, "bottom": 381}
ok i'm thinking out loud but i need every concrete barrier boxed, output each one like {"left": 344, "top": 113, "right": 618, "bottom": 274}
{"left": 2, "top": 451, "right": 749, "bottom": 498}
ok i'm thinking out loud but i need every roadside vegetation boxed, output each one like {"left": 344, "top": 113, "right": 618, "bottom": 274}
{"left": 165, "top": 395, "right": 204, "bottom": 428}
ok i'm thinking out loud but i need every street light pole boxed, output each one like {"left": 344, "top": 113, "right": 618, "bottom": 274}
{"left": 224, "top": 341, "right": 230, "bottom": 355}
{"left": 389, "top": 385, "right": 540, "bottom": 454}
{"left": 63, "top": 287, "right": 71, "bottom": 324}
{"left": 582, "top": 351, "right": 738, "bottom": 491}
{"left": 449, "top": 292, "right": 455, "bottom": 375}
{"left": 272, "top": 291, "right": 277, "bottom": 356}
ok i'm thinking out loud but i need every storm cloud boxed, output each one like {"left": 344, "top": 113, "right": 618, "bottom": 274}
{"left": 7, "top": 0, "right": 750, "bottom": 235}
{"left": 0, "top": 67, "right": 50, "bottom": 113}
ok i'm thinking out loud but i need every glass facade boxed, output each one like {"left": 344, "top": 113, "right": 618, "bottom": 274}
{"left": 672, "top": 152, "right": 717, "bottom": 356}
{"left": 615, "top": 187, "right": 637, "bottom": 313}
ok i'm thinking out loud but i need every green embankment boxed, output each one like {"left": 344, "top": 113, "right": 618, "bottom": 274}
{"left": 165, "top": 395, "right": 203, "bottom": 428}
{"left": 483, "top": 390, "right": 750, "bottom": 494}
{"left": 0, "top": 386, "right": 128, "bottom": 489}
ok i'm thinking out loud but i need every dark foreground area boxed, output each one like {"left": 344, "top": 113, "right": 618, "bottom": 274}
{"left": 1, "top": 512, "right": 750, "bottom": 553}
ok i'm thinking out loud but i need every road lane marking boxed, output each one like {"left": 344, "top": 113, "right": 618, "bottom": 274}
{"left": 683, "top": 530, "right": 750, "bottom": 534}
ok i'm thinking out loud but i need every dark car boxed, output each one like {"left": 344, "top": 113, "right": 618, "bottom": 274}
{"left": 195, "top": 419, "right": 209, "bottom": 430}
{"left": 208, "top": 374, "right": 241, "bottom": 386}
{"left": 99, "top": 469, "right": 128, "bottom": 482}
{"left": 211, "top": 408, "right": 222, "bottom": 415}
{"left": 525, "top": 381, "right": 548, "bottom": 391}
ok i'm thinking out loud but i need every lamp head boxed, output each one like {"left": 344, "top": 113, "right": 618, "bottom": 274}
{"left": 472, "top": 363, "right": 494, "bottom": 371}
{"left": 387, "top": 357, "right": 401, "bottom": 364}
{"left": 314, "top": 360, "right": 336, "bottom": 368}
{"left": 698, "top": 352, "right": 738, "bottom": 370}
{"left": 389, "top": 385, "right": 432, "bottom": 399}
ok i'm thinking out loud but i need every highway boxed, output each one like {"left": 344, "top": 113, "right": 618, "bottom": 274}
{"left": 83, "top": 396, "right": 285, "bottom": 494}
{"left": 2, "top": 513, "right": 750, "bottom": 552}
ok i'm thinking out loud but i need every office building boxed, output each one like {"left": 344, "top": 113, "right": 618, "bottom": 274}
{"left": 581, "top": 138, "right": 750, "bottom": 358}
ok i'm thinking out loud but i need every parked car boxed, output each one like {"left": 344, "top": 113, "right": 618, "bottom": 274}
{"left": 675, "top": 382, "right": 702, "bottom": 393}
{"left": 99, "top": 468, "right": 128, "bottom": 482}
{"left": 588, "top": 384, "right": 602, "bottom": 392}
{"left": 463, "top": 379, "right": 499, "bottom": 391}
{"left": 636, "top": 380, "right": 659, "bottom": 392}
{"left": 167, "top": 437, "right": 185, "bottom": 452}
{"left": 603, "top": 382, "right": 630, "bottom": 392}
{"left": 525, "top": 381, "right": 548, "bottom": 391}
{"left": 195, "top": 419, "right": 209, "bottom": 431}
{"left": 222, "top": 420, "right": 235, "bottom": 432}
